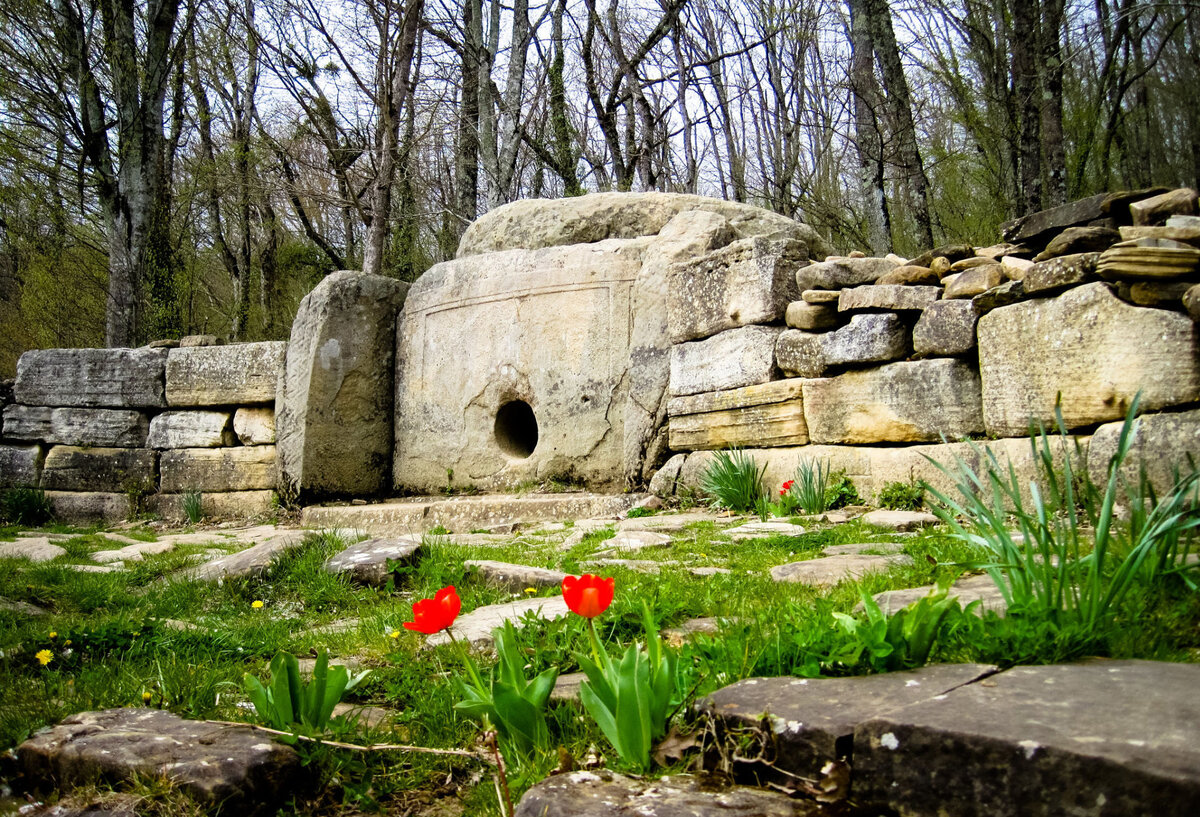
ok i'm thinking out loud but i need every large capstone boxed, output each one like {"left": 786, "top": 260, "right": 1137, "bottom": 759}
{"left": 276, "top": 271, "right": 408, "bottom": 498}
{"left": 14, "top": 348, "right": 166, "bottom": 408}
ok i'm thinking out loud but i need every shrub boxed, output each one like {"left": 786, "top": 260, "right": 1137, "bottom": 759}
{"left": 0, "top": 486, "right": 53, "bottom": 526}
{"left": 791, "top": 459, "right": 831, "bottom": 514}
{"left": 699, "top": 449, "right": 765, "bottom": 512}
{"left": 824, "top": 471, "right": 861, "bottom": 509}
{"left": 878, "top": 480, "right": 925, "bottom": 511}
{"left": 182, "top": 491, "right": 204, "bottom": 525}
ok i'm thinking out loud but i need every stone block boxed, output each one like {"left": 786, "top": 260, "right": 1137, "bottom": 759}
{"left": 147, "top": 410, "right": 235, "bottom": 448}
{"left": 1022, "top": 251, "right": 1100, "bottom": 295}
{"left": 2, "top": 405, "right": 52, "bottom": 441}
{"left": 277, "top": 272, "right": 407, "bottom": 498}
{"left": 43, "top": 491, "right": 134, "bottom": 524}
{"left": 944, "top": 264, "right": 1006, "bottom": 298}
{"left": 187, "top": 531, "right": 307, "bottom": 581}
{"left": 1001, "top": 192, "right": 1108, "bottom": 246}
{"left": 0, "top": 444, "right": 44, "bottom": 487}
{"left": 667, "top": 380, "right": 808, "bottom": 450}
{"left": 913, "top": 299, "right": 979, "bottom": 356}
{"left": 0, "top": 538, "right": 66, "bottom": 562}
{"left": 774, "top": 329, "right": 826, "bottom": 378}
{"left": 1033, "top": 225, "right": 1121, "bottom": 260}
{"left": 770, "top": 553, "right": 913, "bottom": 585}
{"left": 14, "top": 348, "right": 166, "bottom": 408}
{"left": 854, "top": 661, "right": 1200, "bottom": 817}
{"left": 971, "top": 280, "right": 1026, "bottom": 314}
{"left": 325, "top": 536, "right": 424, "bottom": 586}
{"left": 667, "top": 237, "right": 805, "bottom": 342}
{"left": 796, "top": 256, "right": 899, "bottom": 290}
{"left": 668, "top": 325, "right": 782, "bottom": 396}
{"left": 1130, "top": 187, "right": 1198, "bottom": 225}
{"left": 1087, "top": 408, "right": 1200, "bottom": 498}
{"left": 838, "top": 284, "right": 940, "bottom": 312}
{"left": 234, "top": 407, "right": 275, "bottom": 444}
{"left": 4, "top": 406, "right": 149, "bottom": 448}
{"left": 978, "top": 282, "right": 1200, "bottom": 435}
{"left": 41, "top": 446, "right": 157, "bottom": 493}
{"left": 165, "top": 341, "right": 285, "bottom": 406}
{"left": 784, "top": 300, "right": 837, "bottom": 330}
{"left": 160, "top": 446, "right": 276, "bottom": 492}
{"left": 779, "top": 313, "right": 910, "bottom": 378}
{"left": 153, "top": 490, "right": 276, "bottom": 522}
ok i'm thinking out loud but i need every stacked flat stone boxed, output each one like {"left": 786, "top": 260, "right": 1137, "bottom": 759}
{"left": 0, "top": 341, "right": 284, "bottom": 522}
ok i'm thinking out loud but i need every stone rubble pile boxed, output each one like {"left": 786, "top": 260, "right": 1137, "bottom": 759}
{"left": 659, "top": 187, "right": 1200, "bottom": 502}
{"left": 0, "top": 338, "right": 284, "bottom": 522}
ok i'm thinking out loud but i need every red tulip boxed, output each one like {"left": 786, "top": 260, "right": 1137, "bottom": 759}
{"left": 404, "top": 585, "right": 461, "bottom": 634}
{"left": 562, "top": 574, "right": 615, "bottom": 618}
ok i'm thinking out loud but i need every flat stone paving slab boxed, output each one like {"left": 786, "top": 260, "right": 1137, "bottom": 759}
{"left": 860, "top": 509, "right": 940, "bottom": 531}
{"left": 725, "top": 520, "right": 807, "bottom": 541}
{"left": 582, "top": 558, "right": 679, "bottom": 574}
{"left": 0, "top": 595, "right": 48, "bottom": 615}
{"left": 464, "top": 560, "right": 566, "bottom": 591}
{"left": 592, "top": 529, "right": 672, "bottom": 554}
{"left": 426, "top": 596, "right": 571, "bottom": 649}
{"left": 16, "top": 708, "right": 300, "bottom": 812}
{"left": 324, "top": 535, "right": 423, "bottom": 586}
{"left": 868, "top": 572, "right": 1008, "bottom": 616}
{"left": 698, "top": 664, "right": 996, "bottom": 781}
{"left": 854, "top": 660, "right": 1200, "bottom": 817}
{"left": 822, "top": 541, "right": 906, "bottom": 556}
{"left": 515, "top": 770, "right": 818, "bottom": 817}
{"left": 0, "top": 538, "right": 67, "bottom": 562}
{"left": 770, "top": 553, "right": 913, "bottom": 586}
{"left": 91, "top": 541, "right": 175, "bottom": 563}
{"left": 185, "top": 531, "right": 309, "bottom": 581}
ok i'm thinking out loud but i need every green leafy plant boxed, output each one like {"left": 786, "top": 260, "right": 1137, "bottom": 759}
{"left": 182, "top": 491, "right": 204, "bottom": 525}
{"left": 0, "top": 486, "right": 53, "bottom": 526}
{"left": 575, "top": 604, "right": 682, "bottom": 772}
{"left": 243, "top": 649, "right": 370, "bottom": 739}
{"left": 625, "top": 506, "right": 657, "bottom": 519}
{"left": 699, "top": 448, "right": 765, "bottom": 512}
{"left": 878, "top": 480, "right": 925, "bottom": 511}
{"left": 831, "top": 580, "right": 961, "bottom": 672}
{"left": 824, "top": 471, "right": 861, "bottom": 509}
{"left": 454, "top": 621, "right": 559, "bottom": 769}
{"left": 791, "top": 459, "right": 831, "bottom": 514}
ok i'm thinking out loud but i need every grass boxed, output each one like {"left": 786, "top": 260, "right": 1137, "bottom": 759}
{"left": 1, "top": 461, "right": 1198, "bottom": 815}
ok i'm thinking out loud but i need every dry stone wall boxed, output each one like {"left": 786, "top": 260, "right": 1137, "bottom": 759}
{"left": 0, "top": 339, "right": 283, "bottom": 522}
{"left": 658, "top": 188, "right": 1200, "bottom": 501}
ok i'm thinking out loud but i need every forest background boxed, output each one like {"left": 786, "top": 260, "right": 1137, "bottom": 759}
{"left": 0, "top": 0, "right": 1196, "bottom": 376}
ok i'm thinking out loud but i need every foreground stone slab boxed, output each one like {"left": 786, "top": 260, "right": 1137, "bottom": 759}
{"left": 514, "top": 770, "right": 813, "bottom": 817}
{"left": 44, "top": 492, "right": 134, "bottom": 524}
{"left": 465, "top": 560, "right": 567, "bottom": 591}
{"left": 186, "top": 531, "right": 309, "bottom": 581}
{"left": 276, "top": 271, "right": 408, "bottom": 498}
{"left": 426, "top": 596, "right": 571, "bottom": 649}
{"left": 978, "top": 283, "right": 1200, "bottom": 436}
{"left": 4, "top": 407, "right": 149, "bottom": 448}
{"left": 147, "top": 410, "right": 235, "bottom": 449}
{"left": 14, "top": 348, "right": 166, "bottom": 408}
{"left": 667, "top": 236, "right": 805, "bottom": 342}
{"left": 868, "top": 573, "right": 1007, "bottom": 616}
{"left": 0, "top": 538, "right": 66, "bottom": 562}
{"left": 801, "top": 360, "right": 983, "bottom": 444}
{"left": 325, "top": 536, "right": 424, "bottom": 586}
{"left": 770, "top": 554, "right": 913, "bottom": 586}
{"left": 40, "top": 447, "right": 157, "bottom": 493}
{"left": 0, "top": 443, "right": 44, "bottom": 488}
{"left": 669, "top": 325, "right": 783, "bottom": 396}
{"left": 165, "top": 342, "right": 285, "bottom": 406}
{"left": 302, "top": 493, "right": 645, "bottom": 537}
{"left": 16, "top": 708, "right": 300, "bottom": 812}
{"left": 854, "top": 660, "right": 1200, "bottom": 817}
{"left": 698, "top": 664, "right": 996, "bottom": 782}
{"left": 159, "top": 446, "right": 276, "bottom": 492}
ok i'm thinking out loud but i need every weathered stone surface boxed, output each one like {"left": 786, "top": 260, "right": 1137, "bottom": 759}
{"left": 16, "top": 708, "right": 300, "bottom": 811}
{"left": 769, "top": 553, "right": 913, "bottom": 585}
{"left": 796, "top": 256, "right": 898, "bottom": 291}
{"left": 43, "top": 492, "right": 134, "bottom": 523}
{"left": 233, "top": 407, "right": 275, "bottom": 445}
{"left": 1088, "top": 408, "right": 1200, "bottom": 497}
{"left": 1033, "top": 225, "right": 1121, "bottom": 261}
{"left": 661, "top": 617, "right": 737, "bottom": 646}
{"left": 667, "top": 237, "right": 805, "bottom": 342}
{"left": 971, "top": 280, "right": 1027, "bottom": 314}
{"left": 669, "top": 325, "right": 782, "bottom": 396}
{"left": 2, "top": 405, "right": 51, "bottom": 440}
{"left": 726, "top": 520, "right": 807, "bottom": 541}
{"left": 1187, "top": 283, "right": 1200, "bottom": 320}
{"left": 837, "top": 284, "right": 940, "bottom": 312}
{"left": 978, "top": 283, "right": 1200, "bottom": 435}
{"left": 1130, "top": 187, "right": 1198, "bottom": 226}
{"left": 426, "top": 596, "right": 571, "bottom": 649}
{"left": 582, "top": 558, "right": 674, "bottom": 573}
{"left": 41, "top": 446, "right": 156, "bottom": 493}
{"left": 667, "top": 379, "right": 804, "bottom": 417}
{"left": 1122, "top": 280, "right": 1194, "bottom": 308}
{"left": 187, "top": 531, "right": 308, "bottom": 581}
{"left": 668, "top": 397, "right": 808, "bottom": 450}
{"left": 92, "top": 541, "right": 175, "bottom": 564}
{"left": 949, "top": 256, "right": 996, "bottom": 272}
{"left": 465, "top": 560, "right": 567, "bottom": 590}
{"left": 3, "top": 406, "right": 149, "bottom": 448}
{"left": 1102, "top": 186, "right": 1173, "bottom": 219}
{"left": 325, "top": 536, "right": 423, "bottom": 586}
{"left": 458, "top": 191, "right": 832, "bottom": 259}
{"left": 1022, "top": 251, "right": 1100, "bottom": 294}
{"left": 944, "top": 264, "right": 1005, "bottom": 299}
{"left": 801, "top": 289, "right": 840, "bottom": 304}
{"left": 860, "top": 509, "right": 940, "bottom": 531}
{"left": 0, "top": 595, "right": 48, "bottom": 615}
{"left": 649, "top": 453, "right": 687, "bottom": 497}
{"left": 876, "top": 264, "right": 939, "bottom": 285}
{"left": 179, "top": 334, "right": 222, "bottom": 348}
{"left": 302, "top": 493, "right": 644, "bottom": 536}
{"left": 784, "top": 300, "right": 837, "bottom": 330}
{"left": 550, "top": 671, "right": 586, "bottom": 702}
{"left": 823, "top": 541, "right": 907, "bottom": 556}
{"left": 515, "top": 770, "right": 811, "bottom": 817}
{"left": 698, "top": 664, "right": 997, "bottom": 782}
{"left": 1097, "top": 242, "right": 1200, "bottom": 279}
{"left": 0, "top": 443, "right": 44, "bottom": 487}
{"left": 594, "top": 529, "right": 673, "bottom": 553}
{"left": 801, "top": 360, "right": 983, "bottom": 444}
{"left": 277, "top": 272, "right": 407, "bottom": 498}
{"left": 153, "top": 491, "right": 276, "bottom": 522}
{"left": 777, "top": 313, "right": 909, "bottom": 378}
{"left": 854, "top": 661, "right": 1200, "bottom": 817}
{"left": 1119, "top": 224, "right": 1200, "bottom": 247}
{"left": 869, "top": 572, "right": 1007, "bottom": 616}
{"left": 1001, "top": 192, "right": 1108, "bottom": 247}
{"left": 147, "top": 410, "right": 235, "bottom": 449}
{"left": 14, "top": 348, "right": 167, "bottom": 409}
{"left": 1000, "top": 255, "right": 1034, "bottom": 279}
{"left": 160, "top": 446, "right": 276, "bottom": 492}
{"left": 165, "top": 342, "right": 285, "bottom": 406}
{"left": 0, "top": 537, "right": 66, "bottom": 562}
{"left": 913, "top": 299, "right": 979, "bottom": 356}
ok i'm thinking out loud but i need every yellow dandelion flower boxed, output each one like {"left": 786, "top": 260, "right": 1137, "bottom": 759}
{"left": 524, "top": 587, "right": 537, "bottom": 594}
{"left": 36, "top": 649, "right": 53, "bottom": 666}
{"left": 48, "top": 631, "right": 57, "bottom": 640}
{"left": 389, "top": 630, "right": 400, "bottom": 639}
{"left": 142, "top": 691, "right": 153, "bottom": 703}
{"left": 251, "top": 600, "right": 264, "bottom": 609}
{"left": 64, "top": 640, "right": 72, "bottom": 647}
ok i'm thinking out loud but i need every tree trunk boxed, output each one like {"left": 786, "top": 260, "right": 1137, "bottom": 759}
{"left": 1040, "top": 0, "right": 1067, "bottom": 206}
{"left": 1011, "top": 0, "right": 1042, "bottom": 213}
{"left": 848, "top": 0, "right": 891, "bottom": 254}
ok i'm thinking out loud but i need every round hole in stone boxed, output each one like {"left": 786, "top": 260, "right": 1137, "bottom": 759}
{"left": 495, "top": 400, "right": 538, "bottom": 459}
